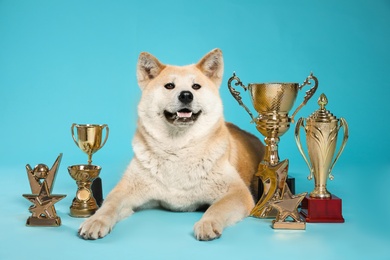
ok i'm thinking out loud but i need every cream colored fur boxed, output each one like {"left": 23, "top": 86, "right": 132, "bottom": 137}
{"left": 78, "top": 48, "right": 264, "bottom": 241}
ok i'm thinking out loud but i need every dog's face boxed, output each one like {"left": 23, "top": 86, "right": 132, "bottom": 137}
{"left": 136, "top": 49, "right": 224, "bottom": 136}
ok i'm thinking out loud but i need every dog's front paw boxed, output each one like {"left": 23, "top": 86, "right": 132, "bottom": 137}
{"left": 78, "top": 215, "right": 113, "bottom": 240}
{"left": 193, "top": 219, "right": 223, "bottom": 241}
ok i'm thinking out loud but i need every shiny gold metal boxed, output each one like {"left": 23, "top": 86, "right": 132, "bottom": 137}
{"left": 70, "top": 123, "right": 108, "bottom": 217}
{"left": 270, "top": 192, "right": 307, "bottom": 230}
{"left": 68, "top": 164, "right": 101, "bottom": 217}
{"left": 228, "top": 72, "right": 318, "bottom": 217}
{"left": 71, "top": 124, "right": 109, "bottom": 165}
{"left": 23, "top": 154, "right": 66, "bottom": 226}
{"left": 250, "top": 160, "right": 290, "bottom": 218}
{"left": 295, "top": 93, "right": 349, "bottom": 198}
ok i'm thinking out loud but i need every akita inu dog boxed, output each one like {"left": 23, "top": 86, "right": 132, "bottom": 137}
{"left": 78, "top": 48, "right": 265, "bottom": 241}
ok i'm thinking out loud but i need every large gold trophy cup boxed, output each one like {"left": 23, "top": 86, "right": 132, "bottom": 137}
{"left": 69, "top": 124, "right": 109, "bottom": 217}
{"left": 228, "top": 72, "right": 318, "bottom": 218}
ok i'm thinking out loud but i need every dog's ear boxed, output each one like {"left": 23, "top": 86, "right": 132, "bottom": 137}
{"left": 196, "top": 48, "right": 224, "bottom": 87}
{"left": 137, "top": 52, "right": 166, "bottom": 89}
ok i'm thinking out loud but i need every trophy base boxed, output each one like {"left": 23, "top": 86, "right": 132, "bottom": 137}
{"left": 91, "top": 177, "right": 104, "bottom": 207}
{"left": 70, "top": 206, "right": 98, "bottom": 218}
{"left": 70, "top": 198, "right": 99, "bottom": 218}
{"left": 26, "top": 216, "right": 62, "bottom": 227}
{"left": 300, "top": 194, "right": 344, "bottom": 223}
{"left": 272, "top": 220, "right": 306, "bottom": 230}
{"left": 286, "top": 177, "right": 295, "bottom": 195}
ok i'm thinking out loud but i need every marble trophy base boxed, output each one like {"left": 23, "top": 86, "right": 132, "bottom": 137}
{"left": 300, "top": 194, "right": 344, "bottom": 223}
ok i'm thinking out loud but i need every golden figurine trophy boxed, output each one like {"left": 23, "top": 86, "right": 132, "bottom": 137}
{"left": 295, "top": 93, "right": 348, "bottom": 222}
{"left": 228, "top": 72, "right": 318, "bottom": 218}
{"left": 69, "top": 124, "right": 109, "bottom": 217}
{"left": 23, "top": 153, "right": 66, "bottom": 226}
{"left": 269, "top": 192, "right": 308, "bottom": 230}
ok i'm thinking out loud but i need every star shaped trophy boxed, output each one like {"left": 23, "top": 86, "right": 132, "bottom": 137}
{"left": 68, "top": 124, "right": 109, "bottom": 217}
{"left": 269, "top": 192, "right": 308, "bottom": 229}
{"left": 295, "top": 94, "right": 348, "bottom": 223}
{"left": 23, "top": 153, "right": 66, "bottom": 226}
{"left": 228, "top": 72, "right": 318, "bottom": 226}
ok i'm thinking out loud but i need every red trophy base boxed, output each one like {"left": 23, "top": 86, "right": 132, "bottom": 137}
{"left": 300, "top": 194, "right": 344, "bottom": 223}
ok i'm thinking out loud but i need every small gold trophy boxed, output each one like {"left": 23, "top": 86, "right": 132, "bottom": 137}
{"left": 69, "top": 124, "right": 109, "bottom": 217}
{"left": 269, "top": 192, "right": 308, "bottom": 230}
{"left": 295, "top": 94, "right": 348, "bottom": 222}
{"left": 228, "top": 72, "right": 318, "bottom": 218}
{"left": 23, "top": 154, "right": 66, "bottom": 226}
{"left": 71, "top": 123, "right": 109, "bottom": 165}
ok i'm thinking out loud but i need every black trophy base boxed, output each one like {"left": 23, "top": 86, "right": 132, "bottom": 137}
{"left": 91, "top": 177, "right": 103, "bottom": 207}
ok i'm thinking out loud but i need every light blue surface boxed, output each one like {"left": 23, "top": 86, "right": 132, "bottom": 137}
{"left": 1, "top": 1, "right": 389, "bottom": 259}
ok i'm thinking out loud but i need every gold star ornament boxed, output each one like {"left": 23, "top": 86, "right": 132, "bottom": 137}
{"left": 269, "top": 192, "right": 307, "bottom": 230}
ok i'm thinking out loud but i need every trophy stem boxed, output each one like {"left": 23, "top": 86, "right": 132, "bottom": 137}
{"left": 263, "top": 137, "right": 280, "bottom": 166}
{"left": 68, "top": 164, "right": 101, "bottom": 217}
{"left": 87, "top": 154, "right": 92, "bottom": 165}
{"left": 70, "top": 180, "right": 99, "bottom": 217}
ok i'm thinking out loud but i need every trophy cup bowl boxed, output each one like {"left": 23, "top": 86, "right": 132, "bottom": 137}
{"left": 68, "top": 164, "right": 101, "bottom": 217}
{"left": 228, "top": 72, "right": 318, "bottom": 166}
{"left": 249, "top": 82, "right": 298, "bottom": 114}
{"left": 249, "top": 82, "right": 301, "bottom": 139}
{"left": 71, "top": 124, "right": 109, "bottom": 165}
{"left": 228, "top": 72, "right": 318, "bottom": 218}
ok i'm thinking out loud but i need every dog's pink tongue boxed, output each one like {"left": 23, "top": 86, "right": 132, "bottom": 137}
{"left": 177, "top": 111, "right": 192, "bottom": 118}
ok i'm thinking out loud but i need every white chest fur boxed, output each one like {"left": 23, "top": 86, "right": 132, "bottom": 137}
{"left": 130, "top": 131, "right": 236, "bottom": 211}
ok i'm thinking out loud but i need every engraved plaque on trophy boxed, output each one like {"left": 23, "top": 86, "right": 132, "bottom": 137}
{"left": 295, "top": 94, "right": 349, "bottom": 222}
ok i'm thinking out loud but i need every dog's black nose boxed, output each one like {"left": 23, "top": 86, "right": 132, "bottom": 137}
{"left": 178, "top": 91, "right": 193, "bottom": 104}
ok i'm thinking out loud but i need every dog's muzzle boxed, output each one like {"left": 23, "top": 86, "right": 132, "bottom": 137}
{"left": 163, "top": 91, "right": 201, "bottom": 125}
{"left": 164, "top": 108, "right": 201, "bottom": 125}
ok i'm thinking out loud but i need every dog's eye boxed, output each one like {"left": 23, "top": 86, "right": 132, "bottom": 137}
{"left": 192, "top": 84, "right": 201, "bottom": 90}
{"left": 164, "top": 83, "right": 175, "bottom": 90}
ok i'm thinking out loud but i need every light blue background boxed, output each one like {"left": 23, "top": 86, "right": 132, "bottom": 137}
{"left": 1, "top": 1, "right": 389, "bottom": 259}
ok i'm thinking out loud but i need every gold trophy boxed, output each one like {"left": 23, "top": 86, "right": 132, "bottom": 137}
{"left": 71, "top": 123, "right": 109, "bottom": 165}
{"left": 269, "top": 192, "right": 308, "bottom": 230}
{"left": 68, "top": 164, "right": 102, "bottom": 217}
{"left": 295, "top": 93, "right": 348, "bottom": 222}
{"left": 23, "top": 154, "right": 66, "bottom": 226}
{"left": 228, "top": 72, "right": 318, "bottom": 218}
{"left": 69, "top": 124, "right": 109, "bottom": 217}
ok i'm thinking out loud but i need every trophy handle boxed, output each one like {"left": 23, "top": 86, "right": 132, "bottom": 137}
{"left": 328, "top": 118, "right": 349, "bottom": 180}
{"left": 290, "top": 73, "right": 319, "bottom": 123}
{"left": 71, "top": 123, "right": 79, "bottom": 147}
{"left": 294, "top": 118, "right": 313, "bottom": 180}
{"left": 227, "top": 72, "right": 256, "bottom": 122}
{"left": 100, "top": 124, "right": 109, "bottom": 149}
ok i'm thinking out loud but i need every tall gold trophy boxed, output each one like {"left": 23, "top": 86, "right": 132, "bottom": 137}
{"left": 228, "top": 72, "right": 318, "bottom": 218}
{"left": 295, "top": 94, "right": 348, "bottom": 222}
{"left": 69, "top": 124, "right": 109, "bottom": 217}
